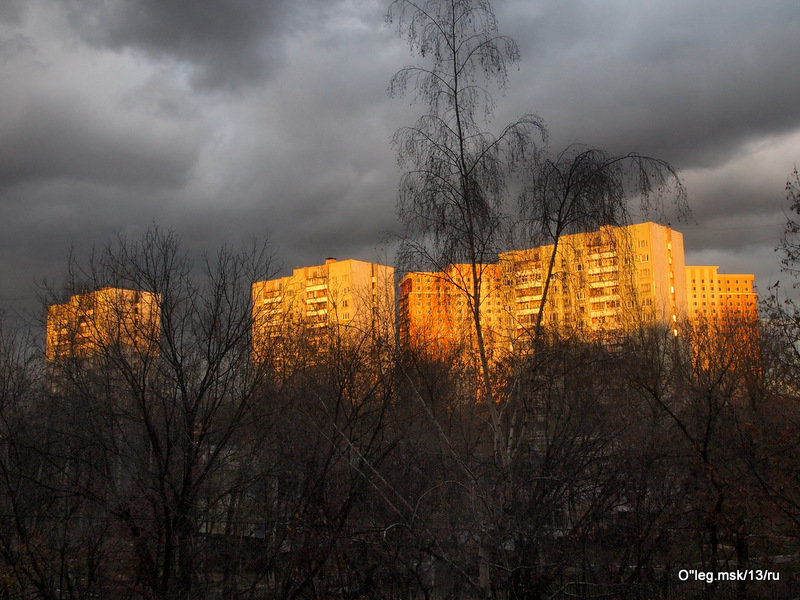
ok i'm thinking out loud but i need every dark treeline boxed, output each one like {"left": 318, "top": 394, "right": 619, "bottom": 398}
{"left": 0, "top": 226, "right": 798, "bottom": 600}
{"left": 1, "top": 0, "right": 798, "bottom": 596}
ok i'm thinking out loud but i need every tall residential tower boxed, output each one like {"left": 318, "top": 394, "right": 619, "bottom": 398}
{"left": 399, "top": 222, "right": 695, "bottom": 359}
{"left": 46, "top": 287, "right": 160, "bottom": 362}
{"left": 252, "top": 258, "right": 394, "bottom": 362}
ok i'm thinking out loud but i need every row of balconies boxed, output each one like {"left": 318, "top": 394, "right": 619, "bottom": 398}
{"left": 588, "top": 279, "right": 618, "bottom": 288}
{"left": 586, "top": 265, "right": 619, "bottom": 276}
{"left": 587, "top": 250, "right": 617, "bottom": 260}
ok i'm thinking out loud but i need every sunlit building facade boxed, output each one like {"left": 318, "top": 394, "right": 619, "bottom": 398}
{"left": 684, "top": 266, "right": 760, "bottom": 379}
{"left": 398, "top": 263, "right": 507, "bottom": 359}
{"left": 399, "top": 222, "right": 693, "bottom": 359}
{"left": 46, "top": 287, "right": 160, "bottom": 362}
{"left": 685, "top": 266, "right": 758, "bottom": 324}
{"left": 500, "top": 222, "right": 687, "bottom": 345}
{"left": 251, "top": 258, "right": 395, "bottom": 362}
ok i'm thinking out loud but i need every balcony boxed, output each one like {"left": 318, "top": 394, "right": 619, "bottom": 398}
{"left": 587, "top": 250, "right": 617, "bottom": 260}
{"left": 588, "top": 280, "right": 618, "bottom": 289}
{"left": 587, "top": 293, "right": 619, "bottom": 303}
{"left": 590, "top": 308, "right": 619, "bottom": 318}
{"left": 586, "top": 265, "right": 619, "bottom": 276}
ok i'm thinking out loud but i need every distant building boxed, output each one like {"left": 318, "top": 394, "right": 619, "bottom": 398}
{"left": 398, "top": 263, "right": 506, "bottom": 359}
{"left": 500, "top": 222, "right": 687, "bottom": 346}
{"left": 46, "top": 287, "right": 160, "bottom": 362}
{"left": 685, "top": 266, "right": 758, "bottom": 324}
{"left": 684, "top": 266, "right": 760, "bottom": 379}
{"left": 398, "top": 222, "right": 705, "bottom": 359}
{"left": 251, "top": 258, "right": 395, "bottom": 363}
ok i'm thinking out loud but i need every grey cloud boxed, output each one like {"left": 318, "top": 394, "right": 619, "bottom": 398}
{"left": 503, "top": 0, "right": 800, "bottom": 168}
{"left": 63, "top": 0, "right": 294, "bottom": 90}
{"left": 0, "top": 0, "right": 26, "bottom": 25}
{"left": 0, "top": 96, "right": 201, "bottom": 191}
{"left": 1, "top": 0, "right": 798, "bottom": 316}
{"left": 0, "top": 178, "right": 177, "bottom": 318}
{"left": 0, "top": 33, "right": 35, "bottom": 62}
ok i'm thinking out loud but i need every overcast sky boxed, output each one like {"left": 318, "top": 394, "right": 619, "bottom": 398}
{"left": 1, "top": 0, "right": 798, "bottom": 317}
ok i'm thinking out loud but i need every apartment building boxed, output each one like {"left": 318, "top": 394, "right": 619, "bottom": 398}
{"left": 398, "top": 222, "right": 693, "bottom": 358}
{"left": 686, "top": 266, "right": 758, "bottom": 323}
{"left": 251, "top": 258, "right": 395, "bottom": 362}
{"left": 398, "top": 263, "right": 506, "bottom": 359}
{"left": 500, "top": 222, "right": 687, "bottom": 344}
{"left": 46, "top": 287, "right": 160, "bottom": 362}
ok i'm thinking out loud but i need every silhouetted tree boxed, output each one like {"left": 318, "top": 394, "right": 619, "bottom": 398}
{"left": 389, "top": 0, "right": 545, "bottom": 411}
{"left": 519, "top": 145, "right": 687, "bottom": 339}
{"left": 37, "top": 229, "right": 274, "bottom": 599}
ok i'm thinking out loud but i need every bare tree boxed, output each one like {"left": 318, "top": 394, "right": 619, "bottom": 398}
{"left": 620, "top": 317, "right": 777, "bottom": 599}
{"left": 748, "top": 166, "right": 800, "bottom": 570}
{"left": 777, "top": 167, "right": 800, "bottom": 280}
{"left": 389, "top": 0, "right": 545, "bottom": 411}
{"left": 518, "top": 145, "right": 687, "bottom": 340}
{"left": 36, "top": 228, "right": 275, "bottom": 599}
{"left": 766, "top": 168, "right": 800, "bottom": 394}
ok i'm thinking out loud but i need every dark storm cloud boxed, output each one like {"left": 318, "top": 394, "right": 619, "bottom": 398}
{"left": 0, "top": 33, "right": 34, "bottom": 62}
{"left": 503, "top": 0, "right": 800, "bottom": 167}
{"left": 0, "top": 96, "right": 199, "bottom": 190}
{"left": 492, "top": 0, "right": 800, "bottom": 296}
{"left": 64, "top": 0, "right": 293, "bottom": 90}
{"left": 0, "top": 0, "right": 798, "bottom": 316}
{"left": 0, "top": 0, "right": 26, "bottom": 24}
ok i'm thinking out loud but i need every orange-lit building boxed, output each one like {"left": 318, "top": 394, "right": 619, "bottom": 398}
{"left": 685, "top": 266, "right": 758, "bottom": 324}
{"left": 46, "top": 287, "right": 160, "bottom": 362}
{"left": 252, "top": 258, "right": 394, "bottom": 362}
{"left": 399, "top": 222, "right": 694, "bottom": 358}
{"left": 685, "top": 267, "right": 760, "bottom": 379}
{"left": 398, "top": 263, "right": 506, "bottom": 359}
{"left": 500, "top": 222, "right": 686, "bottom": 346}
